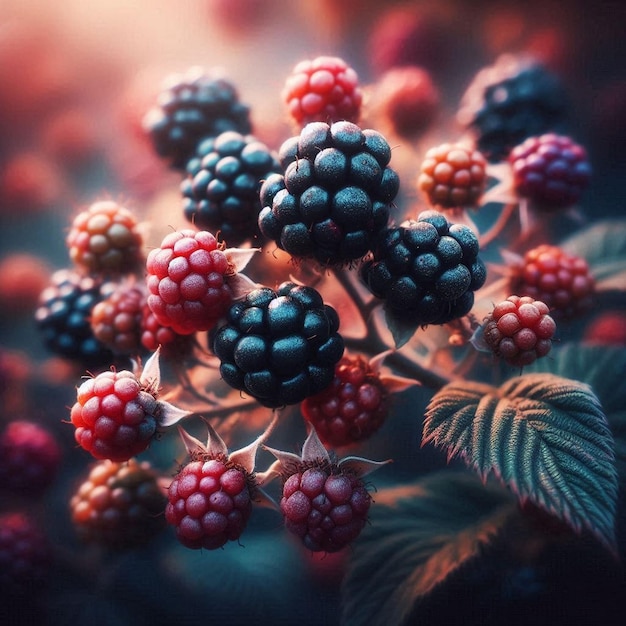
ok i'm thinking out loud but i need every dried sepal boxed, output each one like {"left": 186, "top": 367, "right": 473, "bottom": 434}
{"left": 338, "top": 456, "right": 392, "bottom": 478}
{"left": 224, "top": 246, "right": 260, "bottom": 273}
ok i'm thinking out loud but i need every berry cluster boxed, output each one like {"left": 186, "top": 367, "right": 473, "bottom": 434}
{"left": 417, "top": 143, "right": 487, "bottom": 209}
{"left": 143, "top": 67, "right": 252, "bottom": 169}
{"left": 66, "top": 200, "right": 144, "bottom": 275}
{"left": 259, "top": 120, "right": 399, "bottom": 266}
{"left": 181, "top": 131, "right": 281, "bottom": 244}
{"left": 70, "top": 459, "right": 167, "bottom": 549}
{"left": 213, "top": 282, "right": 344, "bottom": 408}
{"left": 361, "top": 210, "right": 486, "bottom": 326}
{"left": 509, "top": 133, "right": 591, "bottom": 209}
{"left": 508, "top": 245, "right": 595, "bottom": 319}
{"left": 482, "top": 295, "right": 556, "bottom": 367}
{"left": 301, "top": 355, "right": 389, "bottom": 448}
{"left": 146, "top": 229, "right": 233, "bottom": 335}
{"left": 282, "top": 56, "right": 362, "bottom": 128}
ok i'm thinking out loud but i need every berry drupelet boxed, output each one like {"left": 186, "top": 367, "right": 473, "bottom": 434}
{"left": 181, "top": 131, "right": 281, "bottom": 244}
{"left": 508, "top": 244, "right": 595, "bottom": 319}
{"left": 145, "top": 229, "right": 233, "bottom": 335}
{"left": 70, "top": 459, "right": 167, "bottom": 549}
{"left": 417, "top": 142, "right": 487, "bottom": 209}
{"left": 143, "top": 67, "right": 252, "bottom": 170}
{"left": 482, "top": 295, "right": 556, "bottom": 367}
{"left": 66, "top": 200, "right": 145, "bottom": 276}
{"left": 457, "top": 55, "right": 568, "bottom": 162}
{"left": 361, "top": 210, "right": 486, "bottom": 326}
{"left": 301, "top": 354, "right": 389, "bottom": 448}
{"left": 258, "top": 120, "right": 399, "bottom": 266}
{"left": 212, "top": 281, "right": 345, "bottom": 408}
{"left": 508, "top": 133, "right": 591, "bottom": 210}
{"left": 35, "top": 269, "right": 115, "bottom": 368}
{"left": 282, "top": 56, "right": 362, "bottom": 128}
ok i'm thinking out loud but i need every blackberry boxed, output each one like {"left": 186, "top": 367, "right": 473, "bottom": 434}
{"left": 457, "top": 55, "right": 568, "bottom": 162}
{"left": 360, "top": 210, "right": 486, "bottom": 326}
{"left": 35, "top": 269, "right": 115, "bottom": 367}
{"left": 181, "top": 131, "right": 281, "bottom": 244}
{"left": 70, "top": 459, "right": 167, "bottom": 549}
{"left": 508, "top": 134, "right": 591, "bottom": 210}
{"left": 258, "top": 121, "right": 399, "bottom": 266}
{"left": 143, "top": 67, "right": 252, "bottom": 170}
{"left": 212, "top": 281, "right": 344, "bottom": 408}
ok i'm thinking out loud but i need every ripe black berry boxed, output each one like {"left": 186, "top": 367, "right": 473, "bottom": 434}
{"left": 212, "top": 282, "right": 344, "bottom": 408}
{"left": 182, "top": 131, "right": 281, "bottom": 244}
{"left": 259, "top": 121, "right": 398, "bottom": 266}
{"left": 457, "top": 55, "right": 568, "bottom": 162}
{"left": 143, "top": 67, "right": 252, "bottom": 170}
{"left": 361, "top": 211, "right": 486, "bottom": 326}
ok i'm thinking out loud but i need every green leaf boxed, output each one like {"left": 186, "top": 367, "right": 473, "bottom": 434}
{"left": 561, "top": 218, "right": 626, "bottom": 290}
{"left": 341, "top": 472, "right": 515, "bottom": 626}
{"left": 525, "top": 343, "right": 626, "bottom": 481}
{"left": 423, "top": 374, "right": 618, "bottom": 552}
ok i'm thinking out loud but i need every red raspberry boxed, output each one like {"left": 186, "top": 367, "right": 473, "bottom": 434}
{"left": 70, "top": 369, "right": 159, "bottom": 461}
{"left": 146, "top": 229, "right": 233, "bottom": 335}
{"left": 0, "top": 420, "right": 61, "bottom": 496}
{"left": 91, "top": 282, "right": 146, "bottom": 355}
{"left": 267, "top": 428, "right": 388, "bottom": 553}
{"left": 70, "top": 459, "right": 167, "bottom": 549}
{"left": 280, "top": 465, "right": 371, "bottom": 553}
{"left": 140, "top": 303, "right": 194, "bottom": 360}
{"left": 282, "top": 56, "right": 362, "bottom": 128}
{"left": 482, "top": 295, "right": 556, "bottom": 367}
{"left": 417, "top": 143, "right": 487, "bottom": 209}
{"left": 0, "top": 512, "right": 50, "bottom": 596}
{"left": 509, "top": 133, "right": 591, "bottom": 210}
{"left": 66, "top": 200, "right": 145, "bottom": 275}
{"left": 301, "top": 355, "right": 389, "bottom": 448}
{"left": 166, "top": 456, "right": 254, "bottom": 550}
{"left": 508, "top": 244, "right": 595, "bottom": 319}
{"left": 373, "top": 66, "right": 440, "bottom": 139}
{"left": 584, "top": 310, "right": 626, "bottom": 346}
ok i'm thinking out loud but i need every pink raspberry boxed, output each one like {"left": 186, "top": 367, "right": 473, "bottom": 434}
{"left": 165, "top": 421, "right": 272, "bottom": 550}
{"left": 70, "top": 370, "right": 158, "bottom": 461}
{"left": 266, "top": 427, "right": 389, "bottom": 553}
{"left": 282, "top": 56, "right": 362, "bottom": 128}
{"left": 146, "top": 229, "right": 233, "bottom": 335}
{"left": 0, "top": 420, "right": 61, "bottom": 496}
{"left": 509, "top": 133, "right": 591, "bottom": 210}
{"left": 280, "top": 465, "right": 371, "bottom": 553}
{"left": 417, "top": 142, "right": 487, "bottom": 209}
{"left": 508, "top": 244, "right": 595, "bottom": 319}
{"left": 482, "top": 295, "right": 556, "bottom": 367}
{"left": 166, "top": 456, "right": 254, "bottom": 550}
{"left": 70, "top": 459, "right": 167, "bottom": 549}
{"left": 301, "top": 355, "right": 389, "bottom": 448}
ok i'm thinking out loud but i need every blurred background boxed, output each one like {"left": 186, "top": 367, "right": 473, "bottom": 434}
{"left": 0, "top": 0, "right": 625, "bottom": 624}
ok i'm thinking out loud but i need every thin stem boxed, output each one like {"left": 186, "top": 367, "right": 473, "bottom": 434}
{"left": 479, "top": 202, "right": 518, "bottom": 249}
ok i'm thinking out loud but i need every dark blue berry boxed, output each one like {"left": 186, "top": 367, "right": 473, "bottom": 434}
{"left": 212, "top": 282, "right": 344, "bottom": 407}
